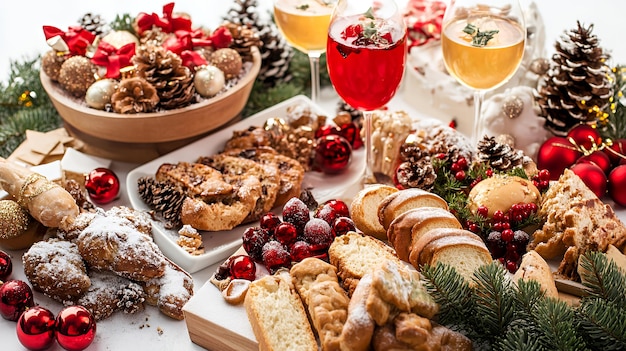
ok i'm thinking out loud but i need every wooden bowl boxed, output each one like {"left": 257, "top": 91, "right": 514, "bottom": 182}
{"left": 41, "top": 47, "right": 261, "bottom": 163}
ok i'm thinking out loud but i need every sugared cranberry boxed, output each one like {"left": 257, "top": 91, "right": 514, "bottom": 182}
{"left": 332, "top": 217, "right": 356, "bottom": 237}
{"left": 314, "top": 199, "right": 350, "bottom": 225}
{"left": 486, "top": 231, "right": 505, "bottom": 258}
{"left": 275, "top": 222, "right": 298, "bottom": 246}
{"left": 512, "top": 230, "right": 530, "bottom": 249}
{"left": 303, "top": 218, "right": 333, "bottom": 252}
{"left": 260, "top": 212, "right": 282, "bottom": 234}
{"left": 229, "top": 255, "right": 256, "bottom": 281}
{"left": 242, "top": 227, "right": 271, "bottom": 262}
{"left": 290, "top": 241, "right": 313, "bottom": 262}
{"left": 262, "top": 241, "right": 291, "bottom": 274}
{"left": 282, "top": 198, "right": 310, "bottom": 234}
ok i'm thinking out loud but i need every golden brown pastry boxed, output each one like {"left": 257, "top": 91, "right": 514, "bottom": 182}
{"left": 155, "top": 161, "right": 233, "bottom": 200}
{"left": 23, "top": 238, "right": 91, "bottom": 301}
{"left": 76, "top": 271, "right": 145, "bottom": 321}
{"left": 0, "top": 157, "right": 79, "bottom": 229}
{"left": 143, "top": 258, "right": 194, "bottom": 320}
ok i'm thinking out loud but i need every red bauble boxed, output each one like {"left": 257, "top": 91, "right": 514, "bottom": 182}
{"left": 85, "top": 167, "right": 120, "bottom": 204}
{"left": 570, "top": 163, "right": 607, "bottom": 198}
{"left": 314, "top": 123, "right": 363, "bottom": 149}
{"left": 537, "top": 137, "right": 582, "bottom": 180}
{"left": 55, "top": 306, "right": 96, "bottom": 351}
{"left": 0, "top": 250, "right": 12, "bottom": 281}
{"left": 0, "top": 279, "right": 34, "bottom": 321}
{"left": 604, "top": 138, "right": 626, "bottom": 166}
{"left": 314, "top": 135, "right": 352, "bottom": 174}
{"left": 576, "top": 151, "right": 612, "bottom": 174}
{"left": 608, "top": 165, "right": 626, "bottom": 206}
{"left": 567, "top": 124, "right": 602, "bottom": 150}
{"left": 17, "top": 306, "right": 56, "bottom": 351}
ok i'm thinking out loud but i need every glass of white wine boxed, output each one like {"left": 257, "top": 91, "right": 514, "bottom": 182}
{"left": 441, "top": 0, "right": 526, "bottom": 144}
{"left": 274, "top": 0, "right": 337, "bottom": 103}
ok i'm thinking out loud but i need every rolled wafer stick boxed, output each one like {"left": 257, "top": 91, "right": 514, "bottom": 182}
{"left": 0, "top": 157, "right": 79, "bottom": 229}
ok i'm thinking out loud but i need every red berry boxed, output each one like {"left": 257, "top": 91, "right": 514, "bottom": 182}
{"left": 537, "top": 169, "right": 551, "bottom": 181}
{"left": 501, "top": 229, "right": 514, "bottom": 242}
{"left": 436, "top": 153, "right": 446, "bottom": 160}
{"left": 505, "top": 260, "right": 518, "bottom": 273}
{"left": 451, "top": 162, "right": 462, "bottom": 173}
{"left": 282, "top": 197, "right": 310, "bottom": 234}
{"left": 314, "top": 199, "right": 349, "bottom": 225}
{"left": 468, "top": 222, "right": 479, "bottom": 233}
{"left": 476, "top": 205, "right": 489, "bottom": 218}
{"left": 493, "top": 222, "right": 504, "bottom": 232}
{"left": 259, "top": 212, "right": 282, "bottom": 233}
{"left": 303, "top": 218, "right": 333, "bottom": 252}
{"left": 229, "top": 255, "right": 256, "bottom": 281}
{"left": 242, "top": 227, "right": 271, "bottom": 262}
{"left": 455, "top": 170, "right": 466, "bottom": 181}
{"left": 486, "top": 168, "right": 494, "bottom": 177}
{"left": 493, "top": 210, "right": 504, "bottom": 221}
{"left": 290, "top": 241, "right": 313, "bottom": 262}
{"left": 332, "top": 217, "right": 356, "bottom": 237}
{"left": 262, "top": 241, "right": 291, "bottom": 273}
{"left": 274, "top": 222, "right": 298, "bottom": 246}
{"left": 456, "top": 157, "right": 468, "bottom": 170}
{"left": 0, "top": 251, "right": 12, "bottom": 281}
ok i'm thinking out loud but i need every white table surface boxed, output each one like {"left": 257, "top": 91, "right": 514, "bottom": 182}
{"left": 0, "top": 1, "right": 625, "bottom": 350}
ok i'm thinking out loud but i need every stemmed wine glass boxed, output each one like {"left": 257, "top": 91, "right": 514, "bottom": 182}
{"left": 274, "top": 0, "right": 337, "bottom": 102}
{"left": 441, "top": 0, "right": 526, "bottom": 145}
{"left": 326, "top": 0, "right": 407, "bottom": 185}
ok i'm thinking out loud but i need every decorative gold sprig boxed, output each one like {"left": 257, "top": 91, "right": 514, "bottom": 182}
{"left": 463, "top": 23, "right": 499, "bottom": 47}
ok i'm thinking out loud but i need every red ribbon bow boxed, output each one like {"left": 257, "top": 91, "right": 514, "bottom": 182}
{"left": 136, "top": 2, "right": 192, "bottom": 35}
{"left": 43, "top": 25, "right": 96, "bottom": 56}
{"left": 91, "top": 41, "right": 136, "bottom": 79}
{"left": 403, "top": 0, "right": 446, "bottom": 48}
{"left": 162, "top": 27, "right": 233, "bottom": 69}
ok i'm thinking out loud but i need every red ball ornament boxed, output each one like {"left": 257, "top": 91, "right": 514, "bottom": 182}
{"left": 0, "top": 279, "right": 34, "bottom": 321}
{"left": 537, "top": 137, "right": 582, "bottom": 180}
{"left": 17, "top": 306, "right": 56, "bottom": 351}
{"left": 576, "top": 151, "right": 612, "bottom": 174}
{"left": 0, "top": 250, "right": 12, "bottom": 281}
{"left": 567, "top": 124, "right": 602, "bottom": 150}
{"left": 55, "top": 306, "right": 96, "bottom": 351}
{"left": 608, "top": 165, "right": 626, "bottom": 206}
{"left": 314, "top": 135, "right": 352, "bottom": 174}
{"left": 85, "top": 167, "right": 120, "bottom": 204}
{"left": 604, "top": 138, "right": 626, "bottom": 166}
{"left": 570, "top": 163, "right": 607, "bottom": 198}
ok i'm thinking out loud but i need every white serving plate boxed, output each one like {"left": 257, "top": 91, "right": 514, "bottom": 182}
{"left": 127, "top": 95, "right": 365, "bottom": 273}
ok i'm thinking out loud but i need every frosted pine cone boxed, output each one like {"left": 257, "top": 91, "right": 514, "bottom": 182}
{"left": 111, "top": 77, "right": 159, "bottom": 114}
{"left": 476, "top": 135, "right": 525, "bottom": 172}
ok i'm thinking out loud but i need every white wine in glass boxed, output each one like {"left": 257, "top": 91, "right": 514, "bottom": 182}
{"left": 274, "top": 0, "right": 337, "bottom": 102}
{"left": 441, "top": 0, "right": 525, "bottom": 144}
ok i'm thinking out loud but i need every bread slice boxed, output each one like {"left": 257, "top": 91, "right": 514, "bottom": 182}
{"left": 419, "top": 235, "right": 492, "bottom": 283}
{"left": 244, "top": 272, "right": 317, "bottom": 351}
{"left": 378, "top": 188, "right": 448, "bottom": 231}
{"left": 408, "top": 228, "right": 481, "bottom": 268}
{"left": 387, "top": 207, "right": 461, "bottom": 262}
{"left": 350, "top": 184, "right": 399, "bottom": 240}
{"left": 513, "top": 250, "right": 558, "bottom": 298}
{"left": 328, "top": 231, "right": 403, "bottom": 296}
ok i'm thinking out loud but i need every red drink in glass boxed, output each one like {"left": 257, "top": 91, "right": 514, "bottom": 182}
{"left": 326, "top": 15, "right": 407, "bottom": 111}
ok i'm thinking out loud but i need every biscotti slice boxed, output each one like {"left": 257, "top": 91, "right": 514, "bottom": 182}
{"left": 408, "top": 228, "right": 482, "bottom": 268}
{"left": 350, "top": 184, "right": 399, "bottom": 240}
{"left": 244, "top": 272, "right": 317, "bottom": 351}
{"left": 420, "top": 235, "right": 492, "bottom": 283}
{"left": 378, "top": 188, "right": 448, "bottom": 231}
{"left": 387, "top": 207, "right": 461, "bottom": 262}
{"left": 328, "top": 231, "right": 403, "bottom": 296}
{"left": 513, "top": 250, "right": 558, "bottom": 298}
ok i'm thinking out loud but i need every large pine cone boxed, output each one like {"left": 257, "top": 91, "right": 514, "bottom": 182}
{"left": 224, "top": 22, "right": 261, "bottom": 62}
{"left": 535, "top": 22, "right": 613, "bottom": 135}
{"left": 395, "top": 142, "right": 436, "bottom": 191}
{"left": 133, "top": 44, "right": 196, "bottom": 110}
{"left": 137, "top": 176, "right": 185, "bottom": 229}
{"left": 476, "top": 135, "right": 525, "bottom": 172}
{"left": 111, "top": 77, "right": 159, "bottom": 114}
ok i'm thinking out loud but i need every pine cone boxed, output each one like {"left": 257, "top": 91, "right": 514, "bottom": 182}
{"left": 78, "top": 13, "right": 111, "bottom": 38}
{"left": 476, "top": 135, "right": 525, "bottom": 172}
{"left": 395, "top": 142, "right": 437, "bottom": 191}
{"left": 111, "top": 77, "right": 159, "bottom": 114}
{"left": 139, "top": 27, "right": 168, "bottom": 46}
{"left": 63, "top": 179, "right": 95, "bottom": 212}
{"left": 137, "top": 176, "right": 185, "bottom": 229}
{"left": 337, "top": 99, "right": 363, "bottom": 123}
{"left": 133, "top": 44, "right": 196, "bottom": 110}
{"left": 535, "top": 21, "right": 613, "bottom": 136}
{"left": 224, "top": 21, "right": 262, "bottom": 62}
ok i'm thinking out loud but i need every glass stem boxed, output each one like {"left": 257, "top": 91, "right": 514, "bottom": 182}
{"left": 362, "top": 110, "right": 376, "bottom": 185}
{"left": 308, "top": 52, "right": 321, "bottom": 103}
{"left": 472, "top": 90, "right": 486, "bottom": 146}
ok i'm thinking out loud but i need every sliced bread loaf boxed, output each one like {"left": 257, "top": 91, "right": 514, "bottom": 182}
{"left": 408, "top": 227, "right": 482, "bottom": 268}
{"left": 350, "top": 184, "right": 399, "bottom": 240}
{"left": 378, "top": 188, "right": 448, "bottom": 231}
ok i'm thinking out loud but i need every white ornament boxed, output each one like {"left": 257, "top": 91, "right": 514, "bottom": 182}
{"left": 101, "top": 30, "right": 139, "bottom": 49}
{"left": 194, "top": 65, "right": 225, "bottom": 98}
{"left": 85, "top": 79, "right": 118, "bottom": 110}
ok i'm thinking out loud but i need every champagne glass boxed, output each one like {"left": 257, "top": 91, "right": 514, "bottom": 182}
{"left": 326, "top": 0, "right": 407, "bottom": 184}
{"left": 441, "top": 0, "right": 526, "bottom": 145}
{"left": 274, "top": 0, "right": 337, "bottom": 102}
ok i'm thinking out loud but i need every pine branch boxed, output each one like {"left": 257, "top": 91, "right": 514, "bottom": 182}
{"left": 578, "top": 250, "right": 626, "bottom": 308}
{"left": 471, "top": 262, "right": 516, "bottom": 341}
{"left": 495, "top": 328, "right": 545, "bottom": 351}
{"left": 109, "top": 13, "right": 136, "bottom": 35}
{"left": 532, "top": 299, "right": 588, "bottom": 351}
{"left": 577, "top": 298, "right": 626, "bottom": 351}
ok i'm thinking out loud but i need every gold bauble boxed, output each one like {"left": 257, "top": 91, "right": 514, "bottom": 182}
{"left": 41, "top": 50, "right": 67, "bottom": 82}
{"left": 85, "top": 79, "right": 118, "bottom": 110}
{"left": 193, "top": 65, "right": 225, "bottom": 98}
{"left": 0, "top": 200, "right": 30, "bottom": 240}
{"left": 59, "top": 56, "right": 98, "bottom": 97}
{"left": 211, "top": 48, "right": 243, "bottom": 79}
{"left": 102, "top": 30, "right": 139, "bottom": 49}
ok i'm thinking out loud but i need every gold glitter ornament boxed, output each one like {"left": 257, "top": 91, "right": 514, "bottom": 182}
{"left": 210, "top": 48, "right": 242, "bottom": 79}
{"left": 193, "top": 65, "right": 225, "bottom": 98}
{"left": 502, "top": 95, "right": 524, "bottom": 119}
{"left": 59, "top": 56, "right": 98, "bottom": 97}
{"left": 41, "top": 50, "right": 67, "bottom": 82}
{"left": 529, "top": 58, "right": 550, "bottom": 75}
{"left": 85, "top": 79, "right": 118, "bottom": 110}
{"left": 0, "top": 200, "right": 30, "bottom": 240}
